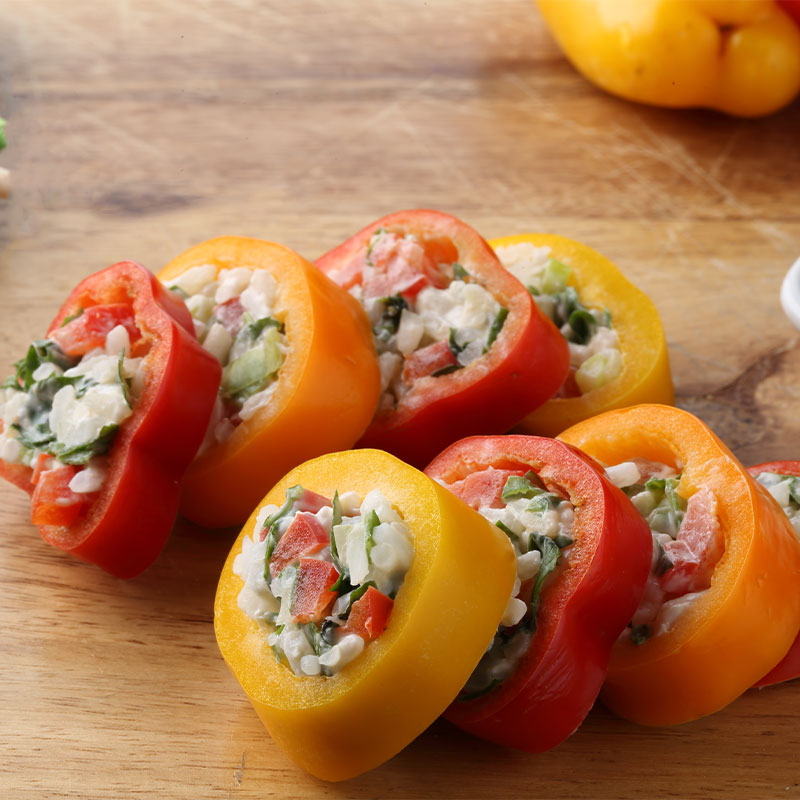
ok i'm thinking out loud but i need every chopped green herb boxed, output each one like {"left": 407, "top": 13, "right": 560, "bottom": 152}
{"left": 118, "top": 351, "right": 132, "bottom": 409}
{"left": 342, "top": 580, "right": 377, "bottom": 619}
{"left": 374, "top": 294, "right": 408, "bottom": 341}
{"left": 567, "top": 308, "right": 597, "bottom": 345}
{"left": 526, "top": 490, "right": 562, "bottom": 514}
{"left": 495, "top": 520, "right": 520, "bottom": 546}
{"left": 365, "top": 509, "right": 380, "bottom": 560}
{"left": 303, "top": 621, "right": 326, "bottom": 656}
{"left": 501, "top": 474, "right": 541, "bottom": 502}
{"left": 331, "top": 490, "right": 343, "bottom": 529}
{"left": 365, "top": 227, "right": 386, "bottom": 266}
{"left": 431, "top": 363, "right": 462, "bottom": 377}
{"left": 527, "top": 533, "right": 561, "bottom": 633}
{"left": 452, "top": 263, "right": 469, "bottom": 281}
{"left": 52, "top": 423, "right": 119, "bottom": 465}
{"left": 14, "top": 340, "right": 76, "bottom": 391}
{"left": 553, "top": 533, "right": 573, "bottom": 549}
{"left": 0, "top": 117, "right": 6, "bottom": 151}
{"left": 630, "top": 624, "right": 651, "bottom": 646}
{"left": 60, "top": 307, "right": 84, "bottom": 327}
{"left": 486, "top": 307, "right": 509, "bottom": 349}
{"left": 448, "top": 328, "right": 468, "bottom": 359}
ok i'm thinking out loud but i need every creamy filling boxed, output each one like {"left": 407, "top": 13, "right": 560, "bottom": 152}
{"left": 606, "top": 458, "right": 724, "bottom": 643}
{"left": 350, "top": 229, "right": 509, "bottom": 411}
{"left": 233, "top": 486, "right": 413, "bottom": 677}
{"left": 164, "top": 265, "right": 288, "bottom": 451}
{"left": 754, "top": 471, "right": 800, "bottom": 536}
{"left": 443, "top": 468, "right": 574, "bottom": 697}
{"left": 0, "top": 324, "right": 142, "bottom": 499}
{"left": 494, "top": 242, "right": 622, "bottom": 396}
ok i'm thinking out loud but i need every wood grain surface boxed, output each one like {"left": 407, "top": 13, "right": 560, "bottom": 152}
{"left": 1, "top": 1, "right": 800, "bottom": 798}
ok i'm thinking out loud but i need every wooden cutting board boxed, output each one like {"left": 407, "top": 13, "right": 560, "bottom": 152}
{"left": 1, "top": 1, "right": 799, "bottom": 797}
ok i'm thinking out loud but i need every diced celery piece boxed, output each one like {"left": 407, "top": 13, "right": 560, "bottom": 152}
{"left": 187, "top": 294, "right": 216, "bottom": 323}
{"left": 575, "top": 349, "right": 623, "bottom": 394}
{"left": 541, "top": 258, "right": 572, "bottom": 295}
{"left": 222, "top": 327, "right": 283, "bottom": 396}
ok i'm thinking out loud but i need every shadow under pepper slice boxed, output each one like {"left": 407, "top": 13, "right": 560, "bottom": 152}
{"left": 425, "top": 434, "right": 651, "bottom": 752}
{"left": 559, "top": 404, "right": 800, "bottom": 725}
{"left": 491, "top": 233, "right": 674, "bottom": 438}
{"left": 214, "top": 448, "right": 516, "bottom": 782}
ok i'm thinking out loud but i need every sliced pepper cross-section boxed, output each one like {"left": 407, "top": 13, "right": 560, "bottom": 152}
{"left": 214, "top": 448, "right": 517, "bottom": 782}
{"left": 0, "top": 261, "right": 221, "bottom": 578}
{"left": 425, "top": 435, "right": 651, "bottom": 752}
{"left": 559, "top": 404, "right": 800, "bottom": 725}
{"left": 491, "top": 233, "right": 674, "bottom": 437}
{"left": 158, "top": 237, "right": 381, "bottom": 528}
{"left": 315, "top": 210, "right": 569, "bottom": 467}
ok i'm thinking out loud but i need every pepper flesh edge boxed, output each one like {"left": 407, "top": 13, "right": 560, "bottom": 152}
{"left": 559, "top": 404, "right": 800, "bottom": 724}
{"left": 214, "top": 448, "right": 517, "bottom": 781}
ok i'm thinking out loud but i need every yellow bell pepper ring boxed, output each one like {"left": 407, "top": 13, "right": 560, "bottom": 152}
{"left": 490, "top": 233, "right": 673, "bottom": 438}
{"left": 536, "top": 0, "right": 800, "bottom": 117}
{"left": 214, "top": 449, "right": 517, "bottom": 782}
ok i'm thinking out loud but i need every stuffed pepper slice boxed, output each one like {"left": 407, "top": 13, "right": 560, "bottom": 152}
{"left": 748, "top": 461, "right": 800, "bottom": 687}
{"left": 215, "top": 448, "right": 516, "bottom": 781}
{"left": 425, "top": 435, "right": 651, "bottom": 752}
{"left": 559, "top": 404, "right": 800, "bottom": 724}
{"left": 491, "top": 233, "right": 674, "bottom": 437}
{"left": 158, "top": 237, "right": 381, "bottom": 527}
{"left": 0, "top": 261, "right": 220, "bottom": 577}
{"left": 315, "top": 210, "right": 569, "bottom": 467}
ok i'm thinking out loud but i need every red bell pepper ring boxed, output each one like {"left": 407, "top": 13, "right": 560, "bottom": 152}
{"left": 316, "top": 210, "right": 569, "bottom": 467}
{"left": 748, "top": 460, "right": 800, "bottom": 687}
{"left": 425, "top": 435, "right": 651, "bottom": 752}
{"left": 0, "top": 261, "right": 221, "bottom": 578}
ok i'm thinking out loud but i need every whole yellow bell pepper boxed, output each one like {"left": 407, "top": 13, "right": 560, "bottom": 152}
{"left": 537, "top": 0, "right": 800, "bottom": 117}
{"left": 214, "top": 448, "right": 516, "bottom": 781}
{"left": 491, "top": 233, "right": 674, "bottom": 438}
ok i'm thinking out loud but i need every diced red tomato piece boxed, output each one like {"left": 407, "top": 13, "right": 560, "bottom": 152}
{"left": 31, "top": 467, "right": 86, "bottom": 527}
{"left": 343, "top": 586, "right": 394, "bottom": 641}
{"left": 31, "top": 453, "right": 52, "bottom": 486}
{"left": 449, "top": 467, "right": 527, "bottom": 510}
{"left": 361, "top": 231, "right": 449, "bottom": 301}
{"left": 290, "top": 558, "right": 340, "bottom": 624}
{"left": 50, "top": 304, "right": 141, "bottom": 357}
{"left": 268, "top": 513, "right": 330, "bottom": 577}
{"left": 660, "top": 488, "right": 723, "bottom": 596}
{"left": 294, "top": 489, "right": 332, "bottom": 515}
{"left": 212, "top": 297, "right": 245, "bottom": 337}
{"left": 402, "top": 340, "right": 458, "bottom": 384}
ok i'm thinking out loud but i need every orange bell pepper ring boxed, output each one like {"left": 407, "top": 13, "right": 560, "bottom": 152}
{"left": 158, "top": 237, "right": 381, "bottom": 528}
{"left": 537, "top": 0, "right": 800, "bottom": 117}
{"left": 214, "top": 449, "right": 516, "bottom": 781}
{"left": 491, "top": 233, "right": 674, "bottom": 437}
{"left": 559, "top": 404, "right": 800, "bottom": 725}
